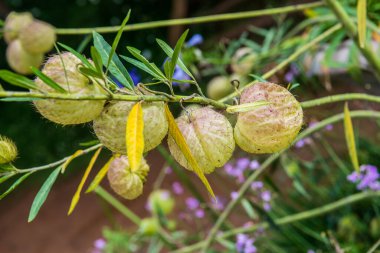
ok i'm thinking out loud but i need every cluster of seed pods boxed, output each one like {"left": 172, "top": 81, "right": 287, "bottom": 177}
{"left": 32, "top": 52, "right": 303, "bottom": 200}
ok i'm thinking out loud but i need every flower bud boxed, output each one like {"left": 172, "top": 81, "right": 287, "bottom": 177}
{"left": 3, "top": 12, "right": 33, "bottom": 44}
{"left": 6, "top": 40, "right": 43, "bottom": 75}
{"left": 93, "top": 101, "right": 168, "bottom": 154}
{"left": 231, "top": 47, "right": 256, "bottom": 75}
{"left": 19, "top": 20, "right": 56, "bottom": 54}
{"left": 139, "top": 218, "right": 159, "bottom": 235}
{"left": 0, "top": 135, "right": 18, "bottom": 164}
{"left": 107, "top": 155, "right": 150, "bottom": 200}
{"left": 168, "top": 107, "right": 235, "bottom": 174}
{"left": 33, "top": 52, "right": 106, "bottom": 125}
{"left": 147, "top": 190, "right": 174, "bottom": 215}
{"left": 234, "top": 82, "right": 303, "bottom": 154}
{"left": 206, "top": 76, "right": 233, "bottom": 100}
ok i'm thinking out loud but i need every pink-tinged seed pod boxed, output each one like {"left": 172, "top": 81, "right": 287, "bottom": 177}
{"left": 168, "top": 107, "right": 235, "bottom": 174}
{"left": 3, "top": 12, "right": 33, "bottom": 44}
{"left": 6, "top": 40, "right": 44, "bottom": 75}
{"left": 234, "top": 82, "right": 303, "bottom": 154}
{"left": 93, "top": 101, "right": 168, "bottom": 154}
{"left": 231, "top": 47, "right": 256, "bottom": 75}
{"left": 107, "top": 155, "right": 150, "bottom": 200}
{"left": 19, "top": 20, "right": 56, "bottom": 54}
{"left": 33, "top": 52, "right": 106, "bottom": 125}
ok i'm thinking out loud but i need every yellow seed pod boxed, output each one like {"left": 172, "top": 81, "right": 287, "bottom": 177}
{"left": 0, "top": 135, "right": 18, "bottom": 164}
{"left": 3, "top": 12, "right": 33, "bottom": 44}
{"left": 93, "top": 101, "right": 168, "bottom": 154}
{"left": 6, "top": 40, "right": 44, "bottom": 75}
{"left": 33, "top": 52, "right": 106, "bottom": 125}
{"left": 168, "top": 107, "right": 235, "bottom": 174}
{"left": 19, "top": 20, "right": 56, "bottom": 54}
{"left": 206, "top": 76, "right": 233, "bottom": 100}
{"left": 231, "top": 47, "right": 256, "bottom": 75}
{"left": 107, "top": 155, "right": 150, "bottom": 200}
{"left": 234, "top": 82, "right": 303, "bottom": 154}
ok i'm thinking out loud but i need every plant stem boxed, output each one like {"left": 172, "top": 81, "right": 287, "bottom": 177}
{"left": 94, "top": 186, "right": 141, "bottom": 226}
{"left": 218, "top": 23, "right": 342, "bottom": 102}
{"left": 323, "top": 0, "right": 380, "bottom": 79}
{"left": 173, "top": 191, "right": 380, "bottom": 253}
{"left": 49, "top": 2, "right": 323, "bottom": 35}
{"left": 197, "top": 110, "right": 380, "bottom": 253}
{"left": 367, "top": 236, "right": 380, "bottom": 253}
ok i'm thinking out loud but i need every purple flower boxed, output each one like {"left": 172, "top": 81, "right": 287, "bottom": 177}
{"left": 165, "top": 167, "right": 172, "bottom": 174}
{"left": 231, "top": 191, "right": 239, "bottom": 200}
{"left": 295, "top": 137, "right": 312, "bottom": 148}
{"left": 249, "top": 160, "right": 260, "bottom": 170}
{"left": 212, "top": 196, "right": 225, "bottom": 210}
{"left": 347, "top": 171, "right": 362, "bottom": 183}
{"left": 172, "top": 182, "right": 184, "bottom": 195}
{"left": 236, "top": 234, "right": 257, "bottom": 253}
{"left": 186, "top": 197, "right": 199, "bottom": 210}
{"left": 129, "top": 68, "right": 141, "bottom": 85}
{"left": 173, "top": 66, "right": 191, "bottom": 91}
{"left": 94, "top": 238, "right": 106, "bottom": 250}
{"left": 263, "top": 202, "right": 271, "bottom": 212}
{"left": 307, "top": 250, "right": 315, "bottom": 253}
{"left": 194, "top": 208, "right": 205, "bottom": 218}
{"left": 325, "top": 124, "right": 333, "bottom": 131}
{"left": 284, "top": 64, "right": 299, "bottom": 83}
{"left": 261, "top": 191, "right": 271, "bottom": 202}
{"left": 186, "top": 34, "right": 203, "bottom": 47}
{"left": 357, "top": 165, "right": 379, "bottom": 190}
{"left": 236, "top": 158, "right": 250, "bottom": 170}
{"left": 251, "top": 181, "right": 264, "bottom": 190}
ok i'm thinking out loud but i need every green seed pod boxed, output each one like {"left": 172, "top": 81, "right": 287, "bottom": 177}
{"left": 234, "top": 82, "right": 303, "bottom": 154}
{"left": 206, "top": 76, "right": 233, "bottom": 100}
{"left": 168, "top": 107, "right": 235, "bottom": 174}
{"left": 6, "top": 40, "right": 43, "bottom": 75}
{"left": 231, "top": 47, "right": 256, "bottom": 75}
{"left": 93, "top": 101, "right": 168, "bottom": 154}
{"left": 3, "top": 12, "right": 33, "bottom": 44}
{"left": 370, "top": 217, "right": 380, "bottom": 238}
{"left": 33, "top": 52, "right": 106, "bottom": 125}
{"left": 148, "top": 190, "right": 174, "bottom": 215}
{"left": 139, "top": 218, "right": 160, "bottom": 236}
{"left": 107, "top": 155, "right": 150, "bottom": 200}
{"left": 0, "top": 135, "right": 18, "bottom": 164}
{"left": 19, "top": 20, "right": 56, "bottom": 54}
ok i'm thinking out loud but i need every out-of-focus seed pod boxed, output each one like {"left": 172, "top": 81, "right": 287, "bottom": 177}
{"left": 234, "top": 82, "right": 303, "bottom": 154}
{"left": 0, "top": 135, "right": 18, "bottom": 164}
{"left": 206, "top": 76, "right": 233, "bottom": 100}
{"left": 6, "top": 40, "right": 43, "bottom": 75}
{"left": 370, "top": 217, "right": 380, "bottom": 238}
{"left": 19, "top": 20, "right": 56, "bottom": 54}
{"left": 93, "top": 101, "right": 168, "bottom": 154}
{"left": 3, "top": 12, "right": 33, "bottom": 44}
{"left": 33, "top": 52, "right": 106, "bottom": 125}
{"left": 168, "top": 107, "right": 235, "bottom": 174}
{"left": 147, "top": 190, "right": 174, "bottom": 215}
{"left": 139, "top": 218, "right": 160, "bottom": 235}
{"left": 231, "top": 47, "right": 256, "bottom": 75}
{"left": 107, "top": 155, "right": 149, "bottom": 200}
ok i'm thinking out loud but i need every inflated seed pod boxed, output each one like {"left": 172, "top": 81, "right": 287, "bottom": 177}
{"left": 3, "top": 12, "right": 33, "bottom": 43}
{"left": 206, "top": 76, "right": 233, "bottom": 100}
{"left": 0, "top": 135, "right": 18, "bottom": 164}
{"left": 6, "top": 40, "right": 43, "bottom": 75}
{"left": 107, "top": 155, "right": 150, "bottom": 200}
{"left": 234, "top": 82, "right": 303, "bottom": 154}
{"left": 93, "top": 101, "right": 168, "bottom": 154}
{"left": 33, "top": 52, "right": 106, "bottom": 125}
{"left": 168, "top": 107, "right": 235, "bottom": 174}
{"left": 19, "top": 20, "right": 56, "bottom": 54}
{"left": 231, "top": 47, "right": 256, "bottom": 75}
{"left": 147, "top": 190, "right": 174, "bottom": 215}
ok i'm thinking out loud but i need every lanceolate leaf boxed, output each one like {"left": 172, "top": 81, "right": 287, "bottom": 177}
{"left": 61, "top": 150, "right": 84, "bottom": 173}
{"left": 357, "top": 0, "right": 367, "bottom": 48}
{"left": 90, "top": 46, "right": 104, "bottom": 74}
{"left": 85, "top": 156, "right": 117, "bottom": 193}
{"left": 344, "top": 103, "right": 359, "bottom": 171}
{"left": 164, "top": 104, "right": 215, "bottom": 199}
{"left": 57, "top": 42, "right": 92, "bottom": 67}
{"left": 169, "top": 29, "right": 189, "bottom": 80}
{"left": 126, "top": 103, "right": 144, "bottom": 172}
{"left": 226, "top": 101, "right": 270, "bottom": 113}
{"left": 68, "top": 147, "right": 102, "bottom": 215}
{"left": 0, "top": 173, "right": 16, "bottom": 184}
{"left": 28, "top": 167, "right": 61, "bottom": 222}
{"left": 31, "top": 67, "right": 66, "bottom": 93}
{"left": 0, "top": 70, "right": 37, "bottom": 90}
{"left": 120, "top": 55, "right": 158, "bottom": 78}
{"left": 0, "top": 172, "right": 33, "bottom": 200}
{"left": 126, "top": 47, "right": 166, "bottom": 80}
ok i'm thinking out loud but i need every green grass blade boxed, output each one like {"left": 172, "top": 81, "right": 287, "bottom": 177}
{"left": 31, "top": 67, "right": 66, "bottom": 93}
{"left": 0, "top": 70, "right": 37, "bottom": 90}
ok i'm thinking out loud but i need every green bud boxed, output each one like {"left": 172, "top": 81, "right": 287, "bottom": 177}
{"left": 0, "top": 135, "right": 18, "bottom": 164}
{"left": 148, "top": 190, "right": 174, "bottom": 215}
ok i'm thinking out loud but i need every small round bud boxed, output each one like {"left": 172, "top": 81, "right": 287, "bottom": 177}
{"left": 139, "top": 218, "right": 160, "bottom": 236}
{"left": 234, "top": 82, "right": 303, "bottom": 154}
{"left": 231, "top": 47, "right": 256, "bottom": 75}
{"left": 148, "top": 190, "right": 174, "bottom": 215}
{"left": 168, "top": 107, "right": 235, "bottom": 174}
{"left": 0, "top": 135, "right": 18, "bottom": 164}
{"left": 6, "top": 40, "right": 43, "bottom": 75}
{"left": 93, "top": 101, "right": 168, "bottom": 154}
{"left": 3, "top": 12, "right": 33, "bottom": 44}
{"left": 19, "top": 20, "right": 56, "bottom": 54}
{"left": 33, "top": 52, "right": 106, "bottom": 125}
{"left": 206, "top": 76, "right": 233, "bottom": 100}
{"left": 107, "top": 155, "right": 150, "bottom": 200}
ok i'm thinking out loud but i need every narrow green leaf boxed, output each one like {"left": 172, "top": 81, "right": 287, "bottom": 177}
{"left": 107, "top": 10, "right": 131, "bottom": 71}
{"left": 0, "top": 70, "right": 37, "bottom": 90}
{"left": 93, "top": 31, "right": 134, "bottom": 89}
{"left": 344, "top": 103, "right": 359, "bottom": 171}
{"left": 163, "top": 60, "right": 171, "bottom": 79}
{"left": 78, "top": 66, "right": 104, "bottom": 79}
{"left": 57, "top": 42, "right": 92, "bottom": 67}
{"left": 0, "top": 173, "right": 16, "bottom": 184}
{"left": 120, "top": 55, "right": 158, "bottom": 78}
{"left": 0, "top": 172, "right": 33, "bottom": 200}
{"left": 90, "top": 46, "right": 104, "bottom": 74}
{"left": 357, "top": 0, "right": 367, "bottom": 48}
{"left": 127, "top": 46, "right": 166, "bottom": 80}
{"left": 169, "top": 29, "right": 189, "bottom": 80}
{"left": 241, "top": 199, "right": 256, "bottom": 219}
{"left": 31, "top": 67, "right": 66, "bottom": 93}
{"left": 28, "top": 167, "right": 61, "bottom": 222}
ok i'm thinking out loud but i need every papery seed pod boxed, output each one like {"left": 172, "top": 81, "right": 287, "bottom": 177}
{"left": 3, "top": 12, "right": 33, "bottom": 44}
{"left": 231, "top": 47, "right": 256, "bottom": 75}
{"left": 234, "top": 82, "right": 303, "bottom": 154}
{"left": 179, "top": 104, "right": 202, "bottom": 117}
{"left": 19, "top": 20, "right": 56, "bottom": 54}
{"left": 107, "top": 155, "right": 150, "bottom": 200}
{"left": 0, "top": 135, "right": 18, "bottom": 164}
{"left": 139, "top": 218, "right": 160, "bottom": 235}
{"left": 33, "top": 52, "right": 106, "bottom": 125}
{"left": 6, "top": 40, "right": 43, "bottom": 75}
{"left": 148, "top": 190, "right": 174, "bottom": 215}
{"left": 168, "top": 107, "right": 235, "bottom": 174}
{"left": 206, "top": 76, "right": 233, "bottom": 100}
{"left": 93, "top": 101, "right": 168, "bottom": 154}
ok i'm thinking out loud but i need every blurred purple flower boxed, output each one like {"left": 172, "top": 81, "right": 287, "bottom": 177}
{"left": 236, "top": 158, "right": 250, "bottom": 170}
{"left": 186, "top": 197, "right": 199, "bottom": 210}
{"left": 165, "top": 166, "right": 172, "bottom": 174}
{"left": 261, "top": 191, "right": 271, "bottom": 202}
{"left": 172, "top": 181, "right": 184, "bottom": 195}
{"left": 249, "top": 160, "right": 260, "bottom": 170}
{"left": 231, "top": 191, "right": 239, "bottom": 200}
{"left": 186, "top": 34, "right": 204, "bottom": 47}
{"left": 94, "top": 238, "right": 106, "bottom": 250}
{"left": 307, "top": 250, "right": 315, "bottom": 253}
{"left": 173, "top": 66, "right": 191, "bottom": 91}
{"left": 236, "top": 234, "right": 257, "bottom": 253}
{"left": 263, "top": 202, "right": 271, "bottom": 212}
{"left": 347, "top": 171, "right": 362, "bottom": 183}
{"left": 325, "top": 124, "right": 333, "bottom": 131}
{"left": 194, "top": 208, "right": 205, "bottom": 218}
{"left": 212, "top": 196, "right": 225, "bottom": 210}
{"left": 251, "top": 181, "right": 264, "bottom": 190}
{"left": 295, "top": 137, "right": 312, "bottom": 148}
{"left": 129, "top": 68, "right": 141, "bottom": 85}
{"left": 285, "top": 64, "right": 299, "bottom": 83}
{"left": 348, "top": 165, "right": 380, "bottom": 191}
